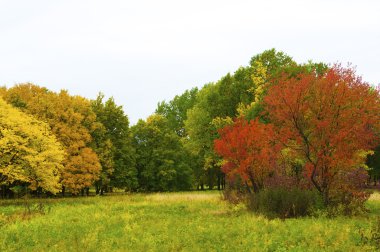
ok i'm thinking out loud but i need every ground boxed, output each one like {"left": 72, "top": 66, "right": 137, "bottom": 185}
{"left": 0, "top": 191, "right": 379, "bottom": 251}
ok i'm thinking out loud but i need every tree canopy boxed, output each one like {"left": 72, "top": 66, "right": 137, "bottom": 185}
{"left": 0, "top": 98, "right": 65, "bottom": 194}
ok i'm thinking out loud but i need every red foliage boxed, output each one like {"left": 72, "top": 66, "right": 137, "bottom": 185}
{"left": 264, "top": 65, "right": 380, "bottom": 202}
{"left": 214, "top": 118, "right": 279, "bottom": 192}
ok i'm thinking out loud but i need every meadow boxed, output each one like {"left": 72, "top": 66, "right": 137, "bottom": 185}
{"left": 0, "top": 191, "right": 379, "bottom": 252}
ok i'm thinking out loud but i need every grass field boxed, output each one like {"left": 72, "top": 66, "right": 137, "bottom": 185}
{"left": 0, "top": 191, "right": 379, "bottom": 251}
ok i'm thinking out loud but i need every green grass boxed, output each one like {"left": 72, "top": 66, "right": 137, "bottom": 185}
{"left": 0, "top": 191, "right": 379, "bottom": 251}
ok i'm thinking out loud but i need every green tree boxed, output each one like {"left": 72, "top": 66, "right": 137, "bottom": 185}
{"left": 132, "top": 115, "right": 193, "bottom": 191}
{"left": 91, "top": 93, "right": 137, "bottom": 191}
{"left": 156, "top": 87, "right": 198, "bottom": 137}
{"left": 367, "top": 145, "right": 380, "bottom": 186}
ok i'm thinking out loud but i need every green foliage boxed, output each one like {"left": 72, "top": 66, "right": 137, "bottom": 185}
{"left": 91, "top": 93, "right": 137, "bottom": 191}
{"left": 249, "top": 48, "right": 296, "bottom": 77}
{"left": 247, "top": 188, "right": 324, "bottom": 218}
{"left": 367, "top": 145, "right": 380, "bottom": 185}
{"left": 156, "top": 87, "right": 198, "bottom": 137}
{"left": 132, "top": 115, "right": 193, "bottom": 191}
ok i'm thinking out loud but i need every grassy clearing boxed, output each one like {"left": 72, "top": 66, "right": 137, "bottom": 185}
{"left": 0, "top": 191, "right": 379, "bottom": 251}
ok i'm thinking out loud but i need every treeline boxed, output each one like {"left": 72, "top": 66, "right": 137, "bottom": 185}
{"left": 0, "top": 85, "right": 135, "bottom": 197}
{"left": 156, "top": 49, "right": 380, "bottom": 195}
{"left": 1, "top": 49, "right": 379, "bottom": 198}
{"left": 156, "top": 49, "right": 327, "bottom": 190}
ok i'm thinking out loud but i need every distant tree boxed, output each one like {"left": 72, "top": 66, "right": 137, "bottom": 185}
{"left": 3, "top": 84, "right": 101, "bottom": 195}
{"left": 0, "top": 98, "right": 65, "bottom": 196}
{"left": 367, "top": 145, "right": 380, "bottom": 186}
{"left": 249, "top": 48, "right": 296, "bottom": 77}
{"left": 156, "top": 87, "right": 198, "bottom": 137}
{"left": 132, "top": 115, "right": 193, "bottom": 191}
{"left": 184, "top": 104, "right": 216, "bottom": 189}
{"left": 91, "top": 93, "right": 137, "bottom": 191}
{"left": 88, "top": 116, "right": 114, "bottom": 194}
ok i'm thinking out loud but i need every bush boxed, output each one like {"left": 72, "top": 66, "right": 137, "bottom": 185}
{"left": 221, "top": 178, "right": 251, "bottom": 205}
{"left": 247, "top": 188, "right": 323, "bottom": 218}
{"left": 326, "top": 190, "right": 370, "bottom": 216}
{"left": 327, "top": 168, "right": 371, "bottom": 216}
{"left": 221, "top": 187, "right": 246, "bottom": 205}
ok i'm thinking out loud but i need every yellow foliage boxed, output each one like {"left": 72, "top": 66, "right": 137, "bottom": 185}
{"left": 211, "top": 116, "right": 233, "bottom": 130}
{"left": 354, "top": 150, "right": 374, "bottom": 170}
{"left": 238, "top": 60, "right": 268, "bottom": 117}
{"left": 3, "top": 84, "right": 101, "bottom": 193}
{"left": 0, "top": 98, "right": 65, "bottom": 193}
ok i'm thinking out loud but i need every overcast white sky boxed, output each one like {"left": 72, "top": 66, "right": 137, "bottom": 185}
{"left": 0, "top": 0, "right": 379, "bottom": 124}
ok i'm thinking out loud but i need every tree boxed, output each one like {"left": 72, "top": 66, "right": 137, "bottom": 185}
{"left": 0, "top": 98, "right": 65, "bottom": 196}
{"left": 214, "top": 118, "right": 278, "bottom": 193}
{"left": 184, "top": 50, "right": 298, "bottom": 190}
{"left": 89, "top": 125, "right": 115, "bottom": 194}
{"left": 249, "top": 48, "right": 296, "bottom": 77}
{"left": 367, "top": 145, "right": 380, "bottom": 186}
{"left": 3, "top": 84, "right": 101, "bottom": 195}
{"left": 91, "top": 93, "right": 137, "bottom": 191}
{"left": 156, "top": 87, "right": 198, "bottom": 137}
{"left": 132, "top": 115, "right": 193, "bottom": 191}
{"left": 184, "top": 104, "right": 215, "bottom": 189}
{"left": 264, "top": 65, "right": 380, "bottom": 203}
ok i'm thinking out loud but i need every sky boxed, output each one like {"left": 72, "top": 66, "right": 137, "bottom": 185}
{"left": 0, "top": 0, "right": 379, "bottom": 125}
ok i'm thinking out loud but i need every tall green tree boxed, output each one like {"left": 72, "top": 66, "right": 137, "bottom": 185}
{"left": 132, "top": 115, "right": 193, "bottom": 191}
{"left": 156, "top": 87, "right": 198, "bottom": 137}
{"left": 367, "top": 145, "right": 380, "bottom": 186}
{"left": 91, "top": 93, "right": 137, "bottom": 191}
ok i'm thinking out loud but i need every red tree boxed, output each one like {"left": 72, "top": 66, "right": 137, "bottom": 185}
{"left": 264, "top": 66, "right": 380, "bottom": 203}
{"left": 214, "top": 119, "right": 278, "bottom": 193}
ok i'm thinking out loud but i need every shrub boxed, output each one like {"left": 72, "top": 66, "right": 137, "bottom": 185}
{"left": 221, "top": 180, "right": 249, "bottom": 205}
{"left": 326, "top": 191, "right": 370, "bottom": 216}
{"left": 247, "top": 188, "right": 323, "bottom": 218}
{"left": 327, "top": 168, "right": 371, "bottom": 216}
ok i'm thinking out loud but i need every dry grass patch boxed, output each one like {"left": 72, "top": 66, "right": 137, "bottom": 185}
{"left": 146, "top": 192, "right": 221, "bottom": 202}
{"left": 369, "top": 192, "right": 380, "bottom": 201}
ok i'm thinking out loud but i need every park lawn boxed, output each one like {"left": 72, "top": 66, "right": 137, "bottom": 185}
{"left": 0, "top": 191, "right": 379, "bottom": 252}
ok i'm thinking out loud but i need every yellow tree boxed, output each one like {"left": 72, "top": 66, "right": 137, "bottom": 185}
{"left": 0, "top": 98, "right": 65, "bottom": 195}
{"left": 3, "top": 84, "right": 101, "bottom": 195}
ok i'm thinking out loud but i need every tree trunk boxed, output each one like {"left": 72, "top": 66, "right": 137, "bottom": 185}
{"left": 245, "top": 182, "right": 252, "bottom": 194}
{"left": 222, "top": 174, "right": 226, "bottom": 190}
{"left": 323, "top": 189, "right": 330, "bottom": 206}
{"left": 374, "top": 175, "right": 377, "bottom": 186}
{"left": 1, "top": 185, "right": 5, "bottom": 199}
{"left": 217, "top": 174, "right": 221, "bottom": 190}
